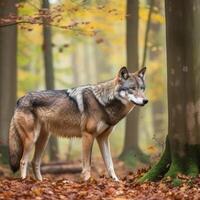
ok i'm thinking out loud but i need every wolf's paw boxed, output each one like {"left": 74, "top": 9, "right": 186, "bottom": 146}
{"left": 33, "top": 170, "right": 43, "bottom": 181}
{"left": 35, "top": 175, "right": 43, "bottom": 181}
{"left": 112, "top": 176, "right": 120, "bottom": 182}
{"left": 32, "top": 162, "right": 43, "bottom": 181}
{"left": 81, "top": 170, "right": 91, "bottom": 181}
{"left": 21, "top": 176, "right": 27, "bottom": 180}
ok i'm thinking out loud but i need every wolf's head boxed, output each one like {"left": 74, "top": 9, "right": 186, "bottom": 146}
{"left": 115, "top": 66, "right": 148, "bottom": 106}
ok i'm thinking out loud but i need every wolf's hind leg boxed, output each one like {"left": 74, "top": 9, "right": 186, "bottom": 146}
{"left": 20, "top": 138, "right": 34, "bottom": 179}
{"left": 32, "top": 127, "right": 50, "bottom": 181}
{"left": 81, "top": 131, "right": 94, "bottom": 181}
{"left": 17, "top": 113, "right": 35, "bottom": 179}
{"left": 97, "top": 127, "right": 119, "bottom": 181}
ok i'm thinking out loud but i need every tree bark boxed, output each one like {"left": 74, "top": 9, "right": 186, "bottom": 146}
{"left": 0, "top": 0, "right": 17, "bottom": 163}
{"left": 119, "top": 0, "right": 149, "bottom": 166}
{"left": 94, "top": 42, "right": 110, "bottom": 82}
{"left": 152, "top": 100, "right": 165, "bottom": 147}
{"left": 42, "top": 0, "right": 59, "bottom": 161}
{"left": 149, "top": 0, "right": 165, "bottom": 149}
{"left": 140, "top": 0, "right": 200, "bottom": 182}
{"left": 83, "top": 43, "right": 91, "bottom": 83}
{"left": 71, "top": 51, "right": 79, "bottom": 86}
{"left": 141, "top": 0, "right": 155, "bottom": 67}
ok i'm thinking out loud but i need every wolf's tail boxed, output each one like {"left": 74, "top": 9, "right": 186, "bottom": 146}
{"left": 8, "top": 118, "right": 23, "bottom": 172}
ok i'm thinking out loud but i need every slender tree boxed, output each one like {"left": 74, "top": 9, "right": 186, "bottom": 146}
{"left": 141, "top": 0, "right": 154, "bottom": 67}
{"left": 42, "top": 0, "right": 59, "bottom": 161}
{"left": 66, "top": 49, "right": 79, "bottom": 161}
{"left": 140, "top": 0, "right": 200, "bottom": 182}
{"left": 71, "top": 51, "right": 79, "bottom": 85}
{"left": 94, "top": 42, "right": 110, "bottom": 82}
{"left": 119, "top": 0, "right": 149, "bottom": 165}
{"left": 83, "top": 43, "right": 91, "bottom": 82}
{"left": 0, "top": 0, "right": 17, "bottom": 163}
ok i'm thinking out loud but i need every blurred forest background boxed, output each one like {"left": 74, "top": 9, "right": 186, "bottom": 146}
{"left": 0, "top": 0, "right": 166, "bottom": 169}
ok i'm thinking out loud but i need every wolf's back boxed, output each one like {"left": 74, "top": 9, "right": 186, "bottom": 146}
{"left": 8, "top": 118, "right": 23, "bottom": 172}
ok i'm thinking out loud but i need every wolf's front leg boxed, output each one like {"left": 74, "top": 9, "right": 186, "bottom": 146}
{"left": 97, "top": 130, "right": 119, "bottom": 181}
{"left": 81, "top": 131, "right": 94, "bottom": 181}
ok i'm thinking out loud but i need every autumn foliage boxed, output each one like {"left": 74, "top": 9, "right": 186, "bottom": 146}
{"left": 1, "top": 171, "right": 200, "bottom": 200}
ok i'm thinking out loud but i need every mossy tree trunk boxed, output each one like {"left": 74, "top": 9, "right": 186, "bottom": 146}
{"left": 0, "top": 0, "right": 17, "bottom": 163}
{"left": 119, "top": 0, "right": 149, "bottom": 166}
{"left": 140, "top": 0, "right": 200, "bottom": 182}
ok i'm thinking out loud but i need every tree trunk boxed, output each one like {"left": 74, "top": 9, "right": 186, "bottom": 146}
{"left": 65, "top": 51, "right": 80, "bottom": 161}
{"left": 83, "top": 43, "right": 91, "bottom": 83}
{"left": 71, "top": 51, "right": 79, "bottom": 86}
{"left": 141, "top": 0, "right": 155, "bottom": 67}
{"left": 149, "top": 0, "right": 165, "bottom": 150}
{"left": 94, "top": 42, "right": 110, "bottom": 82}
{"left": 42, "top": 0, "right": 59, "bottom": 161}
{"left": 119, "top": 0, "right": 149, "bottom": 166}
{"left": 0, "top": 0, "right": 17, "bottom": 163}
{"left": 140, "top": 0, "right": 200, "bottom": 182}
{"left": 152, "top": 100, "right": 165, "bottom": 148}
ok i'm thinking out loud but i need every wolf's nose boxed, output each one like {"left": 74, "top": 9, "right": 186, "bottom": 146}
{"left": 143, "top": 99, "right": 148, "bottom": 104}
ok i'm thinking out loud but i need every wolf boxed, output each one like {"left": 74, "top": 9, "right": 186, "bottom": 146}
{"left": 8, "top": 66, "right": 148, "bottom": 181}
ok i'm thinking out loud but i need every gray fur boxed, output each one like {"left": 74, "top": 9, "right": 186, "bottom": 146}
{"left": 8, "top": 66, "right": 148, "bottom": 181}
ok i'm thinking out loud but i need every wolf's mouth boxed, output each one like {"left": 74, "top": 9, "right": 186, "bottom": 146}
{"left": 130, "top": 100, "right": 145, "bottom": 106}
{"left": 127, "top": 94, "right": 148, "bottom": 106}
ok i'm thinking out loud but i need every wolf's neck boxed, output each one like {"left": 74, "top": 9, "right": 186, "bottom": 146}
{"left": 91, "top": 79, "right": 116, "bottom": 106}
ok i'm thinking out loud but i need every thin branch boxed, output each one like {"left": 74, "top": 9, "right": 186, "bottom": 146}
{"left": 141, "top": 0, "right": 155, "bottom": 67}
{"left": 0, "top": 21, "right": 39, "bottom": 28}
{"left": 0, "top": 20, "right": 92, "bottom": 36}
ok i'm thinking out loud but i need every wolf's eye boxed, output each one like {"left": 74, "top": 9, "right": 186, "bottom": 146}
{"left": 140, "top": 86, "right": 145, "bottom": 90}
{"left": 131, "top": 86, "right": 136, "bottom": 90}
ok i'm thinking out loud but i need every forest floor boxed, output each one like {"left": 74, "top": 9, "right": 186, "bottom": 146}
{"left": 0, "top": 158, "right": 200, "bottom": 200}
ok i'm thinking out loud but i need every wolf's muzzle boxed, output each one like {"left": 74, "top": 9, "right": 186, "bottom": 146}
{"left": 131, "top": 98, "right": 148, "bottom": 106}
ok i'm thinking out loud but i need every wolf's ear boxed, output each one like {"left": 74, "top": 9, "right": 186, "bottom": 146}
{"left": 118, "top": 66, "right": 129, "bottom": 80}
{"left": 138, "top": 67, "right": 146, "bottom": 79}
